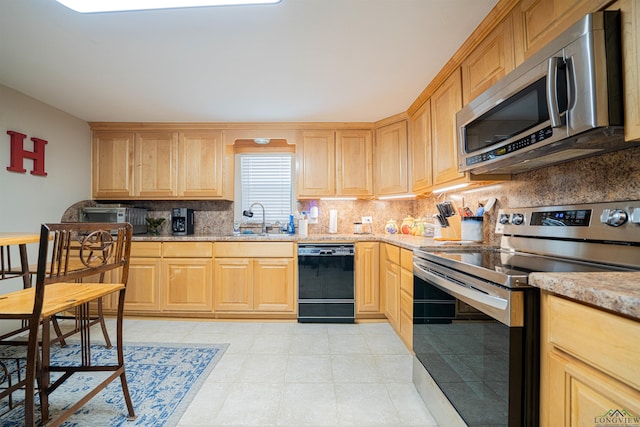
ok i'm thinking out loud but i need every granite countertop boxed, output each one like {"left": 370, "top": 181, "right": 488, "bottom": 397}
{"left": 133, "top": 233, "right": 639, "bottom": 320}
{"left": 530, "top": 272, "right": 640, "bottom": 321}
{"left": 132, "top": 233, "right": 491, "bottom": 251}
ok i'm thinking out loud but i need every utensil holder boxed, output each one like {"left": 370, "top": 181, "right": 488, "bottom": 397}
{"left": 461, "top": 216, "right": 483, "bottom": 242}
{"left": 439, "top": 215, "right": 461, "bottom": 240}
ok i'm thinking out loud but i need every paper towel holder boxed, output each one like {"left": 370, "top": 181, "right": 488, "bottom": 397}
{"left": 329, "top": 209, "right": 338, "bottom": 234}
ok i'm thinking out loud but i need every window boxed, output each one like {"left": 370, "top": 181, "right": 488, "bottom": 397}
{"left": 235, "top": 154, "right": 294, "bottom": 225}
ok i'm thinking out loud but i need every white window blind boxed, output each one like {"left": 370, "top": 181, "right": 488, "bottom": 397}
{"left": 238, "top": 154, "right": 293, "bottom": 225}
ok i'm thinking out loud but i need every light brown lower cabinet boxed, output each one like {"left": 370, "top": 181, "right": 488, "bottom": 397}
{"left": 540, "top": 291, "right": 640, "bottom": 425}
{"left": 381, "top": 244, "right": 401, "bottom": 331}
{"left": 380, "top": 243, "right": 413, "bottom": 351}
{"left": 213, "top": 242, "right": 296, "bottom": 314}
{"left": 161, "top": 242, "right": 213, "bottom": 312}
{"left": 253, "top": 258, "right": 296, "bottom": 312}
{"left": 124, "top": 242, "right": 162, "bottom": 312}
{"left": 398, "top": 248, "right": 413, "bottom": 350}
{"left": 355, "top": 242, "right": 382, "bottom": 318}
{"left": 119, "top": 242, "right": 213, "bottom": 314}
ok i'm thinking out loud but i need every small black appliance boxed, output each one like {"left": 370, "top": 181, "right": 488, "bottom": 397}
{"left": 171, "top": 208, "right": 194, "bottom": 235}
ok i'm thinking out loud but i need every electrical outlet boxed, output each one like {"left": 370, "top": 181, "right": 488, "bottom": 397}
{"left": 362, "top": 216, "right": 372, "bottom": 224}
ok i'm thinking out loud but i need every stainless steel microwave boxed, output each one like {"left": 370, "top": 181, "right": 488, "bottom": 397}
{"left": 79, "top": 205, "right": 148, "bottom": 234}
{"left": 457, "top": 11, "right": 635, "bottom": 175}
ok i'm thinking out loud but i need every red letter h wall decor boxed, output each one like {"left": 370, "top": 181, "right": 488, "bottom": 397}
{"left": 6, "top": 130, "right": 48, "bottom": 176}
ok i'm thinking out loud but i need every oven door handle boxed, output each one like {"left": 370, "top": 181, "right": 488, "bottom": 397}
{"left": 414, "top": 261, "right": 522, "bottom": 326}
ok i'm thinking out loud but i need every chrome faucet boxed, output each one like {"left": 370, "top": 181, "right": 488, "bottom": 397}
{"left": 242, "top": 202, "right": 266, "bottom": 235}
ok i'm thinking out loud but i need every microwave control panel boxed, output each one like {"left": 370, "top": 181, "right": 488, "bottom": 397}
{"left": 465, "top": 126, "right": 553, "bottom": 166}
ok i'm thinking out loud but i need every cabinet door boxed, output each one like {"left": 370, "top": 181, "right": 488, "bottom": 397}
{"left": 540, "top": 292, "right": 640, "bottom": 424}
{"left": 609, "top": 0, "right": 640, "bottom": 142}
{"left": 336, "top": 130, "right": 373, "bottom": 197}
{"left": 431, "top": 69, "right": 464, "bottom": 185}
{"left": 125, "top": 257, "right": 161, "bottom": 312}
{"left": 375, "top": 120, "right": 409, "bottom": 196}
{"left": 384, "top": 260, "right": 400, "bottom": 331}
{"left": 399, "top": 266, "right": 413, "bottom": 350}
{"left": 213, "top": 258, "right": 253, "bottom": 311}
{"left": 92, "top": 131, "right": 134, "bottom": 199}
{"left": 517, "top": 0, "right": 604, "bottom": 61}
{"left": 297, "top": 130, "right": 335, "bottom": 197}
{"left": 179, "top": 131, "right": 224, "bottom": 198}
{"left": 545, "top": 352, "right": 640, "bottom": 427}
{"left": 409, "top": 100, "right": 433, "bottom": 194}
{"left": 134, "top": 131, "right": 178, "bottom": 198}
{"left": 162, "top": 258, "right": 213, "bottom": 312}
{"left": 355, "top": 242, "right": 380, "bottom": 314}
{"left": 461, "top": 13, "right": 515, "bottom": 105}
{"left": 253, "top": 258, "right": 295, "bottom": 312}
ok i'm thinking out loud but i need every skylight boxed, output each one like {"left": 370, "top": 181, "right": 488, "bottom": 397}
{"left": 54, "top": 0, "right": 282, "bottom": 13}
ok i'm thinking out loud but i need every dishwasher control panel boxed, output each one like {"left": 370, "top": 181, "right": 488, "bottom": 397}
{"left": 298, "top": 244, "right": 355, "bottom": 256}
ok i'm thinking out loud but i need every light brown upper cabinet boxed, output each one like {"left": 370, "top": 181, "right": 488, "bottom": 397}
{"left": 374, "top": 120, "right": 409, "bottom": 196}
{"left": 431, "top": 69, "right": 465, "bottom": 185}
{"left": 461, "top": 13, "right": 516, "bottom": 105}
{"left": 409, "top": 100, "right": 433, "bottom": 194}
{"left": 92, "top": 128, "right": 231, "bottom": 200}
{"left": 515, "top": 0, "right": 606, "bottom": 61}
{"left": 336, "top": 130, "right": 373, "bottom": 197}
{"left": 297, "top": 129, "right": 373, "bottom": 198}
{"left": 92, "top": 131, "right": 134, "bottom": 199}
{"left": 609, "top": 0, "right": 640, "bottom": 142}
{"left": 296, "top": 130, "right": 336, "bottom": 198}
{"left": 178, "top": 131, "right": 225, "bottom": 198}
{"left": 134, "top": 131, "right": 179, "bottom": 198}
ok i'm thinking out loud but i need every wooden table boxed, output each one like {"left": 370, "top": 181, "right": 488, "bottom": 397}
{"left": 0, "top": 232, "right": 40, "bottom": 290}
{"left": 0, "top": 224, "right": 135, "bottom": 426}
{"left": 0, "top": 233, "right": 40, "bottom": 341}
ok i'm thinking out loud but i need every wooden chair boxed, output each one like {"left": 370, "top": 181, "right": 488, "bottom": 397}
{"left": 0, "top": 222, "right": 136, "bottom": 426}
{"left": 34, "top": 245, "right": 116, "bottom": 349}
{"left": 0, "top": 238, "right": 37, "bottom": 342}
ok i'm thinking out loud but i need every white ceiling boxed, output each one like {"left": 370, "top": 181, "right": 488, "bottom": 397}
{"left": 0, "top": 0, "right": 498, "bottom": 123}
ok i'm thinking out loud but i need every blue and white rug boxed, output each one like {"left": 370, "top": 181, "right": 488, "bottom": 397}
{"left": 0, "top": 341, "right": 228, "bottom": 426}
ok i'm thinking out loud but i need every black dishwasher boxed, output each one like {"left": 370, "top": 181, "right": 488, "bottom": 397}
{"left": 297, "top": 244, "right": 355, "bottom": 323}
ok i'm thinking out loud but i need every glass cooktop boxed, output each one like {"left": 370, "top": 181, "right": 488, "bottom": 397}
{"left": 415, "top": 248, "right": 633, "bottom": 288}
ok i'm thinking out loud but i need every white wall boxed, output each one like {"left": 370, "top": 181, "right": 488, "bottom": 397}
{"left": 0, "top": 84, "right": 90, "bottom": 232}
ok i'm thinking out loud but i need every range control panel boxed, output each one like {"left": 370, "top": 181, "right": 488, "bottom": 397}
{"left": 496, "top": 201, "right": 640, "bottom": 243}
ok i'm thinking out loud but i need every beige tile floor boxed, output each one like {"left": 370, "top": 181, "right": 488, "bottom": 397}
{"left": 111, "top": 318, "right": 438, "bottom": 427}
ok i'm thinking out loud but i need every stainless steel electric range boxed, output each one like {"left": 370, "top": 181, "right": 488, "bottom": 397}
{"left": 412, "top": 200, "right": 640, "bottom": 427}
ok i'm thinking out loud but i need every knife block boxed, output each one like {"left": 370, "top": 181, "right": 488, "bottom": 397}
{"left": 439, "top": 215, "right": 461, "bottom": 240}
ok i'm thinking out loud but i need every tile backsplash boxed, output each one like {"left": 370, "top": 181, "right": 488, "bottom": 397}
{"left": 63, "top": 145, "right": 640, "bottom": 242}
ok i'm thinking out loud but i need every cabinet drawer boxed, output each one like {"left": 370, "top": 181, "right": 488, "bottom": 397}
{"left": 384, "top": 243, "right": 400, "bottom": 265}
{"left": 130, "top": 242, "right": 162, "bottom": 258}
{"left": 162, "top": 242, "right": 213, "bottom": 258}
{"left": 215, "top": 242, "right": 294, "bottom": 258}
{"left": 545, "top": 293, "right": 640, "bottom": 390}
